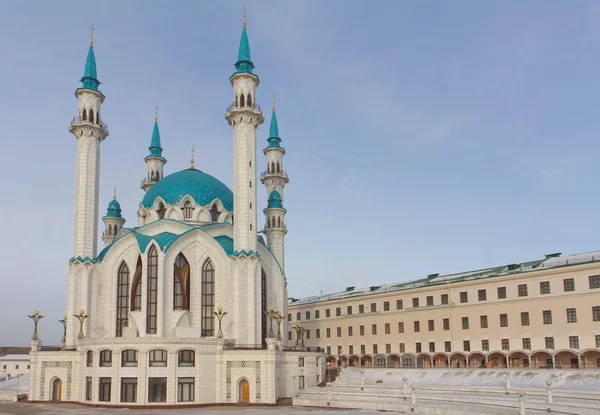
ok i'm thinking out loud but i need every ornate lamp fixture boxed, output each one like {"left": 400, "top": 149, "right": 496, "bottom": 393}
{"left": 274, "top": 311, "right": 284, "bottom": 341}
{"left": 27, "top": 310, "right": 44, "bottom": 341}
{"left": 292, "top": 322, "right": 306, "bottom": 349}
{"left": 73, "top": 309, "right": 88, "bottom": 340}
{"left": 58, "top": 315, "right": 67, "bottom": 344}
{"left": 214, "top": 306, "right": 228, "bottom": 338}
{"left": 264, "top": 306, "right": 276, "bottom": 338}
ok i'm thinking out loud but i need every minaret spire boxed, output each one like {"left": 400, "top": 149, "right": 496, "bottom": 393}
{"left": 90, "top": 25, "right": 94, "bottom": 47}
{"left": 141, "top": 107, "right": 167, "bottom": 192}
{"left": 190, "top": 146, "right": 195, "bottom": 169}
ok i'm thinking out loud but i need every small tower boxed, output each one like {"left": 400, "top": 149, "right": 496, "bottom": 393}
{"left": 102, "top": 187, "right": 126, "bottom": 246}
{"left": 261, "top": 98, "right": 289, "bottom": 270}
{"left": 68, "top": 27, "right": 109, "bottom": 259}
{"left": 141, "top": 107, "right": 167, "bottom": 192}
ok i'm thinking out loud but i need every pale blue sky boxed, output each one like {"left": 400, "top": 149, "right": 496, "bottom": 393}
{"left": 1, "top": 1, "right": 599, "bottom": 345}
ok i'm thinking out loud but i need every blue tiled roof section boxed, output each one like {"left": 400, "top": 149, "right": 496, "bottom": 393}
{"left": 104, "top": 199, "right": 122, "bottom": 218}
{"left": 148, "top": 121, "right": 163, "bottom": 157}
{"left": 267, "top": 190, "right": 283, "bottom": 209}
{"left": 234, "top": 28, "right": 255, "bottom": 74}
{"left": 214, "top": 235, "right": 234, "bottom": 256}
{"left": 141, "top": 168, "right": 233, "bottom": 211}
{"left": 79, "top": 46, "right": 100, "bottom": 91}
{"left": 232, "top": 249, "right": 260, "bottom": 258}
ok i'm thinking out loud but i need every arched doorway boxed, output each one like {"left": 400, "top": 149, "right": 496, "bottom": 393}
{"left": 401, "top": 354, "right": 415, "bottom": 368}
{"left": 238, "top": 379, "right": 249, "bottom": 403}
{"left": 51, "top": 378, "right": 62, "bottom": 401}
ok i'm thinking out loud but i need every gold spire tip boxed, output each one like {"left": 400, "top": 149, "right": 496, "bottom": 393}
{"left": 155, "top": 105, "right": 159, "bottom": 123}
{"left": 243, "top": 7, "right": 247, "bottom": 30}
{"left": 90, "top": 25, "right": 94, "bottom": 47}
{"left": 190, "top": 146, "right": 195, "bottom": 169}
{"left": 113, "top": 185, "right": 117, "bottom": 200}
{"left": 272, "top": 95, "right": 276, "bottom": 112}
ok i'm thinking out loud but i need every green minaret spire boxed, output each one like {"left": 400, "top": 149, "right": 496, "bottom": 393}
{"left": 267, "top": 96, "right": 282, "bottom": 148}
{"left": 79, "top": 26, "right": 100, "bottom": 92}
{"left": 148, "top": 106, "right": 163, "bottom": 158}
{"left": 234, "top": 9, "right": 255, "bottom": 74}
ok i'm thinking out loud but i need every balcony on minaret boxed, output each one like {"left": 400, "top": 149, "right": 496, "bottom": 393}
{"left": 260, "top": 168, "right": 288, "bottom": 180}
{"left": 71, "top": 114, "right": 108, "bottom": 131}
{"left": 226, "top": 101, "right": 261, "bottom": 112}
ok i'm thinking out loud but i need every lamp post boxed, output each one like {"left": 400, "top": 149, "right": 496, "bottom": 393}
{"left": 73, "top": 309, "right": 88, "bottom": 340}
{"left": 293, "top": 323, "right": 305, "bottom": 349}
{"left": 16, "top": 374, "right": 21, "bottom": 400}
{"left": 505, "top": 370, "right": 511, "bottom": 391}
{"left": 326, "top": 361, "right": 330, "bottom": 383}
{"left": 27, "top": 310, "right": 44, "bottom": 341}
{"left": 545, "top": 379, "right": 553, "bottom": 404}
{"left": 59, "top": 315, "right": 67, "bottom": 349}
{"left": 264, "top": 306, "right": 276, "bottom": 338}
{"left": 274, "top": 311, "right": 284, "bottom": 341}
{"left": 403, "top": 375, "right": 408, "bottom": 394}
{"left": 214, "top": 306, "right": 228, "bottom": 338}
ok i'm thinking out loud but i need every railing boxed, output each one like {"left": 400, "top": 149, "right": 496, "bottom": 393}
{"left": 223, "top": 344, "right": 265, "bottom": 350}
{"left": 261, "top": 169, "right": 288, "bottom": 178}
{"left": 282, "top": 346, "right": 323, "bottom": 353}
{"left": 39, "top": 346, "right": 78, "bottom": 352}
{"left": 226, "top": 102, "right": 261, "bottom": 112}
{"left": 263, "top": 223, "right": 288, "bottom": 231}
{"left": 140, "top": 177, "right": 157, "bottom": 185}
{"left": 71, "top": 115, "right": 108, "bottom": 130}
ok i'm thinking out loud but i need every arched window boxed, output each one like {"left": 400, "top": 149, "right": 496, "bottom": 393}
{"left": 210, "top": 204, "right": 220, "bottom": 222}
{"left": 276, "top": 163, "right": 280, "bottom": 173}
{"left": 157, "top": 202, "right": 166, "bottom": 219}
{"left": 89, "top": 109, "right": 95, "bottom": 124}
{"left": 131, "top": 256, "right": 142, "bottom": 311}
{"left": 178, "top": 350, "right": 195, "bottom": 367}
{"left": 240, "top": 93, "right": 245, "bottom": 107}
{"left": 271, "top": 162, "right": 275, "bottom": 173}
{"left": 156, "top": 171, "right": 160, "bottom": 180}
{"left": 146, "top": 246, "right": 158, "bottom": 334}
{"left": 116, "top": 262, "right": 130, "bottom": 337}
{"left": 108, "top": 224, "right": 112, "bottom": 235}
{"left": 82, "top": 108, "right": 87, "bottom": 121}
{"left": 174, "top": 253, "right": 190, "bottom": 310}
{"left": 269, "top": 217, "right": 272, "bottom": 228}
{"left": 114, "top": 225, "right": 118, "bottom": 234}
{"left": 277, "top": 217, "right": 281, "bottom": 227}
{"left": 201, "top": 259, "right": 215, "bottom": 336}
{"left": 150, "top": 171, "right": 155, "bottom": 180}
{"left": 86, "top": 350, "right": 93, "bottom": 367}
{"left": 183, "top": 202, "right": 193, "bottom": 220}
{"left": 261, "top": 269, "right": 267, "bottom": 348}
{"left": 248, "top": 93, "right": 253, "bottom": 108}
{"left": 121, "top": 350, "right": 138, "bottom": 367}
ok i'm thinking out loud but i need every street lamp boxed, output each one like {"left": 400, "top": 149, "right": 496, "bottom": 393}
{"left": 292, "top": 323, "right": 306, "bottom": 349}
{"left": 264, "top": 306, "right": 276, "bottom": 338}
{"left": 274, "top": 311, "right": 284, "bottom": 341}
{"left": 27, "top": 310, "right": 44, "bottom": 341}
{"left": 73, "top": 309, "right": 88, "bottom": 340}
{"left": 58, "top": 315, "right": 67, "bottom": 348}
{"left": 214, "top": 306, "right": 228, "bottom": 338}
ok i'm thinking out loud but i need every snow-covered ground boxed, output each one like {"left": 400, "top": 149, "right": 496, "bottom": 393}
{"left": 0, "top": 375, "right": 28, "bottom": 401}
{"left": 335, "top": 367, "right": 600, "bottom": 392}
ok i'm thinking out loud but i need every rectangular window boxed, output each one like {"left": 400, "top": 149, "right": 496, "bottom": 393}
{"left": 85, "top": 377, "right": 92, "bottom": 401}
{"left": 336, "top": 307, "right": 341, "bottom": 317}
{"left": 564, "top": 278, "right": 575, "bottom": 292}
{"left": 521, "top": 312, "right": 530, "bottom": 326}
{"left": 443, "top": 318, "right": 450, "bottom": 330}
{"left": 306, "top": 311, "right": 311, "bottom": 320}
{"left": 360, "top": 325, "right": 365, "bottom": 336}
{"left": 478, "top": 289, "right": 487, "bottom": 301}
{"left": 120, "top": 378, "right": 137, "bottom": 403}
{"left": 288, "top": 313, "right": 291, "bottom": 322}
{"left": 326, "top": 328, "right": 331, "bottom": 338}
{"left": 177, "top": 378, "right": 194, "bottom": 402}
{"left": 372, "top": 324, "right": 377, "bottom": 335}
{"left": 415, "top": 342, "right": 422, "bottom": 353}
{"left": 480, "top": 315, "right": 488, "bottom": 329}
{"left": 372, "top": 344, "right": 378, "bottom": 354}
{"left": 148, "top": 378, "right": 167, "bottom": 403}
{"left": 349, "top": 345, "right": 354, "bottom": 355}
{"left": 429, "top": 342, "right": 435, "bottom": 353}
{"left": 299, "top": 375, "right": 305, "bottom": 390}
{"left": 569, "top": 336, "right": 579, "bottom": 349}
{"left": 326, "top": 309, "right": 331, "bottom": 317}
{"left": 87, "top": 351, "right": 93, "bottom": 367}
{"left": 445, "top": 341, "right": 451, "bottom": 352}
{"left": 316, "top": 329, "right": 320, "bottom": 339}
{"left": 593, "top": 306, "right": 600, "bottom": 321}
{"left": 399, "top": 343, "right": 405, "bottom": 353}
{"left": 482, "top": 339, "right": 489, "bottom": 351}
{"left": 413, "top": 298, "right": 419, "bottom": 308}
{"left": 518, "top": 284, "right": 528, "bottom": 297}
{"left": 596, "top": 335, "right": 600, "bottom": 348}
{"left": 385, "top": 323, "right": 390, "bottom": 334}
{"left": 522, "top": 338, "right": 531, "bottom": 350}
{"left": 384, "top": 301, "right": 390, "bottom": 311}
{"left": 428, "top": 320, "right": 434, "bottom": 332}
{"left": 590, "top": 275, "right": 600, "bottom": 289}
{"left": 370, "top": 303, "right": 376, "bottom": 312}
{"left": 501, "top": 339, "right": 510, "bottom": 350}
{"left": 462, "top": 317, "right": 469, "bottom": 330}
{"left": 497, "top": 286, "right": 507, "bottom": 299}
{"left": 296, "top": 312, "right": 301, "bottom": 321}
{"left": 121, "top": 349, "right": 138, "bottom": 367}
{"left": 100, "top": 350, "right": 112, "bottom": 367}
{"left": 327, "top": 346, "right": 331, "bottom": 355}
{"left": 360, "top": 345, "right": 365, "bottom": 354}
{"left": 315, "top": 310, "right": 320, "bottom": 319}
{"left": 398, "top": 322, "right": 404, "bottom": 333}
{"left": 348, "top": 326, "right": 353, "bottom": 336}
{"left": 359, "top": 305, "right": 364, "bottom": 314}
{"left": 460, "top": 291, "right": 468, "bottom": 303}
{"left": 149, "top": 350, "right": 167, "bottom": 367}
{"left": 396, "top": 299, "right": 403, "bottom": 310}
{"left": 347, "top": 306, "right": 352, "bottom": 315}
{"left": 201, "top": 260, "right": 215, "bottom": 336}
{"left": 500, "top": 314, "right": 508, "bottom": 327}
{"left": 146, "top": 247, "right": 159, "bottom": 334}
{"left": 298, "top": 357, "right": 304, "bottom": 367}
{"left": 306, "top": 330, "right": 311, "bottom": 339}
{"left": 540, "top": 281, "right": 551, "bottom": 294}
{"left": 441, "top": 294, "right": 448, "bottom": 305}
{"left": 543, "top": 310, "right": 552, "bottom": 324}
{"left": 545, "top": 337, "right": 554, "bottom": 349}
{"left": 567, "top": 308, "right": 577, "bottom": 323}
{"left": 414, "top": 321, "right": 420, "bottom": 332}
{"left": 386, "top": 343, "right": 391, "bottom": 353}
{"left": 99, "top": 377, "right": 111, "bottom": 402}
{"left": 178, "top": 350, "right": 195, "bottom": 367}
{"left": 337, "top": 327, "right": 341, "bottom": 337}
{"left": 426, "top": 296, "right": 434, "bottom": 306}
{"left": 463, "top": 340, "right": 470, "bottom": 352}
{"left": 288, "top": 331, "right": 292, "bottom": 341}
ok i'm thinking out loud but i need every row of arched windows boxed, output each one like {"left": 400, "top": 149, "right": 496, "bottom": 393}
{"left": 116, "top": 249, "right": 216, "bottom": 337}
{"left": 107, "top": 224, "right": 120, "bottom": 236}
{"left": 180, "top": 202, "right": 221, "bottom": 221}
{"left": 81, "top": 108, "right": 101, "bottom": 124}
{"left": 268, "top": 162, "right": 281, "bottom": 174}
{"left": 234, "top": 92, "right": 253, "bottom": 108}
{"left": 150, "top": 170, "right": 161, "bottom": 181}
{"left": 267, "top": 216, "right": 283, "bottom": 228}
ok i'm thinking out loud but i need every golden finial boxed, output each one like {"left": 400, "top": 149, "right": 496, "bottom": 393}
{"left": 113, "top": 185, "right": 117, "bottom": 200}
{"left": 272, "top": 95, "right": 276, "bottom": 112}
{"left": 243, "top": 7, "right": 247, "bottom": 30}
{"left": 190, "top": 146, "right": 195, "bottom": 169}
{"left": 90, "top": 25, "right": 94, "bottom": 47}
{"left": 155, "top": 105, "right": 158, "bottom": 123}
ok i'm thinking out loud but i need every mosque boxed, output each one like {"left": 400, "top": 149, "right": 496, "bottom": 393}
{"left": 27, "top": 15, "right": 324, "bottom": 405}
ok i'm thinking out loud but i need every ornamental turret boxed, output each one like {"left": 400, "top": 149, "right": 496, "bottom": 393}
{"left": 102, "top": 187, "right": 126, "bottom": 246}
{"left": 141, "top": 107, "right": 167, "bottom": 192}
{"left": 68, "top": 27, "right": 109, "bottom": 259}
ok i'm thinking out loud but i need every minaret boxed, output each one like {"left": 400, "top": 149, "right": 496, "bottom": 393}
{"left": 224, "top": 11, "right": 264, "bottom": 345}
{"left": 102, "top": 187, "right": 126, "bottom": 246}
{"left": 141, "top": 106, "right": 166, "bottom": 192}
{"left": 261, "top": 98, "right": 289, "bottom": 270}
{"left": 68, "top": 27, "right": 109, "bottom": 259}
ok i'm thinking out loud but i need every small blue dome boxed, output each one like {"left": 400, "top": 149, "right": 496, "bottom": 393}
{"left": 105, "top": 199, "right": 122, "bottom": 218}
{"left": 141, "top": 168, "right": 233, "bottom": 211}
{"left": 267, "top": 190, "right": 283, "bottom": 209}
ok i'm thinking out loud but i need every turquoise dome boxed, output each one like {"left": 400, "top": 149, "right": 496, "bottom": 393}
{"left": 267, "top": 190, "right": 283, "bottom": 209}
{"left": 141, "top": 168, "right": 233, "bottom": 211}
{"left": 105, "top": 199, "right": 122, "bottom": 218}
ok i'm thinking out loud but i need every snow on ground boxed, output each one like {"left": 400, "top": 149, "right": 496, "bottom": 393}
{"left": 0, "top": 375, "right": 28, "bottom": 393}
{"left": 335, "top": 367, "right": 600, "bottom": 392}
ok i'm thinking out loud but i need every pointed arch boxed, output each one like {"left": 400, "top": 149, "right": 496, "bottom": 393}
{"left": 108, "top": 224, "right": 113, "bottom": 235}
{"left": 146, "top": 246, "right": 159, "bottom": 334}
{"left": 157, "top": 202, "right": 166, "bottom": 219}
{"left": 174, "top": 253, "right": 190, "bottom": 310}
{"left": 82, "top": 108, "right": 87, "bottom": 121}
{"left": 271, "top": 162, "right": 275, "bottom": 173}
{"left": 89, "top": 109, "right": 95, "bottom": 124}
{"left": 261, "top": 269, "right": 267, "bottom": 348}
{"left": 151, "top": 171, "right": 155, "bottom": 180}
{"left": 210, "top": 204, "right": 220, "bottom": 222}
{"left": 240, "top": 93, "right": 245, "bottom": 107}
{"left": 201, "top": 259, "right": 215, "bottom": 336}
{"left": 183, "top": 201, "right": 193, "bottom": 220}
{"left": 276, "top": 162, "right": 280, "bottom": 173}
{"left": 247, "top": 93, "right": 253, "bottom": 108}
{"left": 116, "top": 262, "right": 130, "bottom": 337}
{"left": 277, "top": 217, "right": 281, "bottom": 227}
{"left": 131, "top": 256, "right": 142, "bottom": 311}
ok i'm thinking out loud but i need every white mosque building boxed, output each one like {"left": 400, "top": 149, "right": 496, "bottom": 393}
{"left": 28, "top": 17, "right": 324, "bottom": 406}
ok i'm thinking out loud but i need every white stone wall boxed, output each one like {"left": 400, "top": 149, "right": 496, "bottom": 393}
{"left": 0, "top": 357, "right": 30, "bottom": 378}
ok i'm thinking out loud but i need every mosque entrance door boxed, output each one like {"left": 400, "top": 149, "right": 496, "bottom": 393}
{"left": 51, "top": 378, "right": 62, "bottom": 401}
{"left": 239, "top": 379, "right": 249, "bottom": 403}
